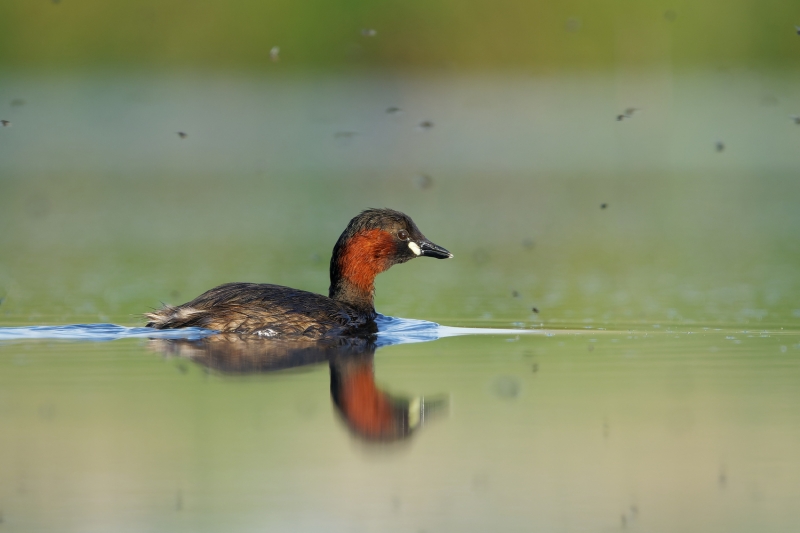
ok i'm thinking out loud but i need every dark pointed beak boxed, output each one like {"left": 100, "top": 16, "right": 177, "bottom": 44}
{"left": 419, "top": 240, "right": 453, "bottom": 259}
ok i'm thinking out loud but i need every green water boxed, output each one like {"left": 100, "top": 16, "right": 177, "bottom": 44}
{"left": 1, "top": 72, "right": 800, "bottom": 531}
{"left": 1, "top": 331, "right": 799, "bottom": 532}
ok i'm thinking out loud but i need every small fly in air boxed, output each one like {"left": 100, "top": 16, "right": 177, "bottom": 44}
{"left": 415, "top": 174, "right": 433, "bottom": 189}
{"left": 1, "top": 120, "right": 10, "bottom": 127}
{"left": 418, "top": 120, "right": 434, "bottom": 130}
{"left": 270, "top": 46, "right": 280, "bottom": 62}
{"left": 617, "top": 107, "right": 638, "bottom": 121}
{"left": 601, "top": 203, "right": 608, "bottom": 209}
{"left": 361, "top": 28, "right": 377, "bottom": 37}
{"left": 795, "top": 26, "right": 800, "bottom": 35}
{"left": 715, "top": 140, "right": 725, "bottom": 152}
{"left": 789, "top": 115, "right": 800, "bottom": 125}
{"left": 177, "top": 131, "right": 187, "bottom": 139}
{"left": 386, "top": 106, "right": 402, "bottom": 114}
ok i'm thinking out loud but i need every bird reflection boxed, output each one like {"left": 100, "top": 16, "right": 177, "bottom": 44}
{"left": 148, "top": 333, "right": 446, "bottom": 442}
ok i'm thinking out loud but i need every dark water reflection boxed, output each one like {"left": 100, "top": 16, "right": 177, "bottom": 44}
{"left": 148, "top": 333, "right": 447, "bottom": 442}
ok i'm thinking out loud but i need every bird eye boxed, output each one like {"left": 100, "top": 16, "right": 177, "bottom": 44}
{"left": 397, "top": 229, "right": 409, "bottom": 241}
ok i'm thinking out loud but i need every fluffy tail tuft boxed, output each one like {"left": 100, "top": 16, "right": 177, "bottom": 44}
{"left": 144, "top": 305, "right": 204, "bottom": 329}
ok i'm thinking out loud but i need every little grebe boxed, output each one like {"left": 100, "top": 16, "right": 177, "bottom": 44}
{"left": 145, "top": 208, "right": 452, "bottom": 337}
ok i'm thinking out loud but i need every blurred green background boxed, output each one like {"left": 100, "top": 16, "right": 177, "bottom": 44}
{"left": 1, "top": 0, "right": 799, "bottom": 327}
{"left": 1, "top": 0, "right": 800, "bottom": 70}
{"left": 2, "top": 1, "right": 800, "bottom": 532}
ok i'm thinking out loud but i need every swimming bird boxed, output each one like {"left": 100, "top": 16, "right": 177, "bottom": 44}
{"left": 145, "top": 209, "right": 452, "bottom": 337}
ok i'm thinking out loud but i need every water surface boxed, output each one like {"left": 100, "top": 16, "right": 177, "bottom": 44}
{"left": 1, "top": 321, "right": 798, "bottom": 532}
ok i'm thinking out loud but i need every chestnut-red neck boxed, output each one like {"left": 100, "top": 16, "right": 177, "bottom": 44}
{"left": 329, "top": 229, "right": 395, "bottom": 312}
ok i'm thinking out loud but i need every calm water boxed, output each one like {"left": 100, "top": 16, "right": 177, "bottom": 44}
{"left": 1, "top": 322, "right": 798, "bottom": 532}
{"left": 1, "top": 72, "right": 799, "bottom": 532}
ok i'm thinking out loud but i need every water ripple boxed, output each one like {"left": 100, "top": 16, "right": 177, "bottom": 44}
{"left": 0, "top": 316, "right": 544, "bottom": 346}
{"left": 0, "top": 324, "right": 215, "bottom": 342}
